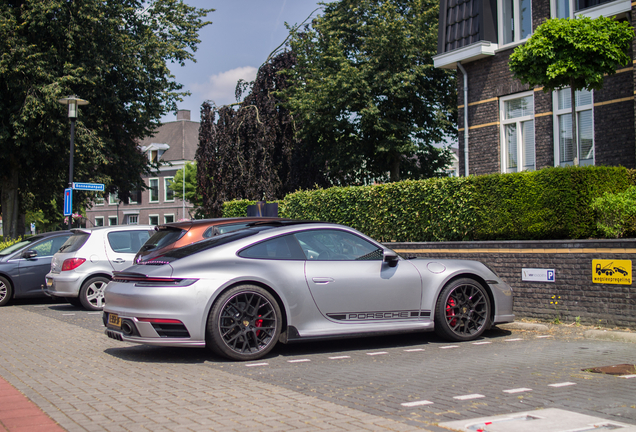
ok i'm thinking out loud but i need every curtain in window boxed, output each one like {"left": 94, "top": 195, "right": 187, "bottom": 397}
{"left": 506, "top": 124, "right": 518, "bottom": 172}
{"left": 579, "top": 110, "right": 594, "bottom": 162}
{"left": 522, "top": 120, "right": 535, "bottom": 170}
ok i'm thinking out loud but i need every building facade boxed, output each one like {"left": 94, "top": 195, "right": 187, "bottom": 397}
{"left": 86, "top": 110, "right": 198, "bottom": 227}
{"left": 433, "top": 0, "right": 635, "bottom": 176}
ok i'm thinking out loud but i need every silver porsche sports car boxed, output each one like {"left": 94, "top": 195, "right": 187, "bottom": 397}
{"left": 103, "top": 221, "right": 514, "bottom": 361}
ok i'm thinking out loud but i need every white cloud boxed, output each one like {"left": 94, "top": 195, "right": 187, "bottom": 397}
{"left": 192, "top": 66, "right": 259, "bottom": 107}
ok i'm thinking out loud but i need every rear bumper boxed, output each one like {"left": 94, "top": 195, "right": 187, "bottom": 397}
{"left": 43, "top": 273, "right": 82, "bottom": 297}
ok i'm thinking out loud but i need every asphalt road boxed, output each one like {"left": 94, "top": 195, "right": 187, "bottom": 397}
{"left": 3, "top": 298, "right": 636, "bottom": 432}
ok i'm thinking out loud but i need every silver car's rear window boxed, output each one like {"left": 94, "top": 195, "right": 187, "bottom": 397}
{"left": 58, "top": 233, "right": 90, "bottom": 253}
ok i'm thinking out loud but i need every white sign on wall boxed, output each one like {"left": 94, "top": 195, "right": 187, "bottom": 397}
{"left": 522, "top": 268, "right": 555, "bottom": 282}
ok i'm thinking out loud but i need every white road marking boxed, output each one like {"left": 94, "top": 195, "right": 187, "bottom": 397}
{"left": 505, "top": 338, "right": 523, "bottom": 341}
{"left": 620, "top": 375, "right": 636, "bottom": 379}
{"left": 453, "top": 394, "right": 485, "bottom": 400}
{"left": 503, "top": 388, "right": 532, "bottom": 394}
{"left": 62, "top": 314, "right": 75, "bottom": 316}
{"left": 287, "top": 359, "right": 311, "bottom": 363}
{"left": 87, "top": 312, "right": 101, "bottom": 315}
{"left": 472, "top": 341, "right": 492, "bottom": 345}
{"left": 440, "top": 345, "right": 459, "bottom": 349}
{"left": 536, "top": 335, "right": 552, "bottom": 338}
{"left": 367, "top": 351, "right": 388, "bottom": 356}
{"left": 245, "top": 363, "right": 268, "bottom": 367}
{"left": 548, "top": 382, "right": 576, "bottom": 387}
{"left": 401, "top": 400, "right": 434, "bottom": 407}
{"left": 404, "top": 348, "right": 425, "bottom": 352}
{"left": 329, "top": 356, "right": 351, "bottom": 360}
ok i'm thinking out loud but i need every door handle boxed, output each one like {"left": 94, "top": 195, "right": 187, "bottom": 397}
{"left": 312, "top": 277, "right": 334, "bottom": 284}
{"left": 113, "top": 258, "right": 126, "bottom": 264}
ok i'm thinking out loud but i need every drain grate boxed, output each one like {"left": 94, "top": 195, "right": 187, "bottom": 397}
{"left": 585, "top": 364, "right": 636, "bottom": 376}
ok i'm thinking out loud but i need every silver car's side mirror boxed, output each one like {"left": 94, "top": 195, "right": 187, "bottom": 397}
{"left": 383, "top": 250, "right": 399, "bottom": 267}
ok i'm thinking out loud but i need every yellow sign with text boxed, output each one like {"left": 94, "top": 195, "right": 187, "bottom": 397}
{"left": 592, "top": 259, "right": 632, "bottom": 284}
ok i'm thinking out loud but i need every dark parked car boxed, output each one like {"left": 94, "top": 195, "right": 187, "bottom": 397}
{"left": 0, "top": 231, "right": 72, "bottom": 306}
{"left": 135, "top": 217, "right": 286, "bottom": 264}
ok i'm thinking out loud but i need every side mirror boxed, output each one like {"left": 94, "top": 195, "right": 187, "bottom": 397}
{"left": 383, "top": 250, "right": 399, "bottom": 267}
{"left": 22, "top": 250, "right": 37, "bottom": 259}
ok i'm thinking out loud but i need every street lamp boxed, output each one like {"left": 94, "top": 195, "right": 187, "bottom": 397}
{"left": 58, "top": 96, "right": 89, "bottom": 229}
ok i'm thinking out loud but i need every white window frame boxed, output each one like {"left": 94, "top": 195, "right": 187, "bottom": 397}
{"left": 498, "top": 0, "right": 533, "bottom": 47}
{"left": 95, "top": 194, "right": 105, "bottom": 206}
{"left": 94, "top": 216, "right": 104, "bottom": 227}
{"left": 148, "top": 214, "right": 159, "bottom": 226}
{"left": 149, "top": 178, "right": 159, "bottom": 203}
{"left": 500, "top": 91, "right": 536, "bottom": 173}
{"left": 164, "top": 214, "right": 175, "bottom": 224}
{"left": 108, "top": 216, "right": 118, "bottom": 226}
{"left": 128, "top": 215, "right": 138, "bottom": 225}
{"left": 552, "top": 88, "right": 595, "bottom": 167}
{"left": 108, "top": 193, "right": 118, "bottom": 205}
{"left": 164, "top": 177, "right": 175, "bottom": 202}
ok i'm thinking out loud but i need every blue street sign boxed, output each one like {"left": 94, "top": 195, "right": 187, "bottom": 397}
{"left": 72, "top": 182, "right": 105, "bottom": 191}
{"left": 63, "top": 188, "right": 72, "bottom": 216}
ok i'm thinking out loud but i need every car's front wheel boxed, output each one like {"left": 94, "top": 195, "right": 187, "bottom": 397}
{"left": 207, "top": 285, "right": 282, "bottom": 361}
{"left": 79, "top": 276, "right": 109, "bottom": 311}
{"left": 0, "top": 276, "right": 13, "bottom": 307}
{"left": 434, "top": 278, "right": 491, "bottom": 342}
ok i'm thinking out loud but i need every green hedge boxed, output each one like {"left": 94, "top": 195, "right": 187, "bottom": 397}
{"left": 222, "top": 166, "right": 636, "bottom": 241}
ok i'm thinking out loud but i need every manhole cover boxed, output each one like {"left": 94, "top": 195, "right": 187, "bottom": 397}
{"left": 585, "top": 364, "right": 636, "bottom": 375}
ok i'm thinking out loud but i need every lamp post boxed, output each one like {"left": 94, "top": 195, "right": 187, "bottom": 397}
{"left": 58, "top": 96, "right": 89, "bottom": 229}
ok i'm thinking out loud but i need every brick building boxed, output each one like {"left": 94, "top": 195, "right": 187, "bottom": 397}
{"left": 85, "top": 110, "right": 198, "bottom": 227}
{"left": 433, "top": 0, "right": 635, "bottom": 175}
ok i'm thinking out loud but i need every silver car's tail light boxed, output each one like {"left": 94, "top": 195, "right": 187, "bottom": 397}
{"left": 61, "top": 258, "right": 86, "bottom": 271}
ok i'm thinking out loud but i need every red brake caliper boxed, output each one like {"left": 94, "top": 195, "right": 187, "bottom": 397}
{"left": 255, "top": 315, "right": 263, "bottom": 337}
{"left": 446, "top": 298, "right": 457, "bottom": 326}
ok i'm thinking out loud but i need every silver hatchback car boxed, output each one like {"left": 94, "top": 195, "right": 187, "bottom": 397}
{"left": 44, "top": 226, "right": 154, "bottom": 310}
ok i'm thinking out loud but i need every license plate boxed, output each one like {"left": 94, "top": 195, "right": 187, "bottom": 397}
{"left": 108, "top": 313, "right": 121, "bottom": 329}
{"left": 46, "top": 278, "right": 53, "bottom": 287}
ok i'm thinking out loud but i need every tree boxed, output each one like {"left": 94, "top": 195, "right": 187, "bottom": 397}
{"left": 284, "top": 0, "right": 456, "bottom": 184}
{"left": 509, "top": 16, "right": 633, "bottom": 165}
{"left": 0, "top": 0, "right": 212, "bottom": 238}
{"left": 196, "top": 51, "right": 328, "bottom": 217}
{"left": 169, "top": 162, "right": 203, "bottom": 214}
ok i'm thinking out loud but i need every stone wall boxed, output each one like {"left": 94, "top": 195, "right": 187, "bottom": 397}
{"left": 385, "top": 239, "right": 636, "bottom": 328}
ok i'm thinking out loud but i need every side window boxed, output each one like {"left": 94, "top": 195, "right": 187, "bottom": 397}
{"left": 30, "top": 239, "right": 54, "bottom": 257}
{"left": 108, "top": 231, "right": 152, "bottom": 253}
{"left": 239, "top": 235, "right": 304, "bottom": 260}
{"left": 294, "top": 229, "right": 382, "bottom": 261}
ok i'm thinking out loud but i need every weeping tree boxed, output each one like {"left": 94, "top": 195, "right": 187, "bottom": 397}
{"left": 196, "top": 50, "right": 328, "bottom": 217}
{"left": 509, "top": 16, "right": 633, "bottom": 165}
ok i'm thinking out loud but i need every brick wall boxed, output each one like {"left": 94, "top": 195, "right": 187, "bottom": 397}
{"left": 385, "top": 239, "right": 636, "bottom": 328}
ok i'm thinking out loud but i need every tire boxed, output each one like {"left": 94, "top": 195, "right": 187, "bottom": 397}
{"left": 434, "top": 278, "right": 491, "bottom": 342}
{"left": 79, "top": 276, "right": 110, "bottom": 311}
{"left": 207, "top": 285, "right": 282, "bottom": 361}
{"left": 0, "top": 276, "right": 13, "bottom": 307}
{"left": 65, "top": 297, "right": 82, "bottom": 307}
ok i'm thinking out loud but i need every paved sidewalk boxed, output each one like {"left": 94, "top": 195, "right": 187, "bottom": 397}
{"left": 0, "top": 307, "right": 429, "bottom": 432}
{"left": 0, "top": 376, "right": 65, "bottom": 432}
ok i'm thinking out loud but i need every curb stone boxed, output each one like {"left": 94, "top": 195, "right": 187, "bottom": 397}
{"left": 498, "top": 321, "right": 636, "bottom": 344}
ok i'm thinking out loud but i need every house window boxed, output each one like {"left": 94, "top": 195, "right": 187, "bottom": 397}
{"left": 149, "top": 178, "right": 159, "bottom": 202}
{"left": 553, "top": 88, "right": 594, "bottom": 166}
{"left": 500, "top": 0, "right": 532, "bottom": 45}
{"left": 164, "top": 177, "right": 174, "bottom": 202}
{"left": 149, "top": 215, "right": 159, "bottom": 226}
{"left": 164, "top": 214, "right": 175, "bottom": 224}
{"left": 95, "top": 194, "right": 105, "bottom": 206}
{"left": 95, "top": 217, "right": 104, "bottom": 227}
{"left": 128, "top": 215, "right": 138, "bottom": 225}
{"left": 109, "top": 193, "right": 118, "bottom": 205}
{"left": 500, "top": 92, "right": 535, "bottom": 173}
{"left": 108, "top": 216, "right": 118, "bottom": 226}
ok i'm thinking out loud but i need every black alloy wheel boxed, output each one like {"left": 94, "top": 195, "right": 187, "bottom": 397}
{"left": 434, "top": 278, "right": 491, "bottom": 342}
{"left": 207, "top": 285, "right": 281, "bottom": 361}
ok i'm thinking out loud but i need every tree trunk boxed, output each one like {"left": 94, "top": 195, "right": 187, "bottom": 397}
{"left": 389, "top": 157, "right": 400, "bottom": 182}
{"left": 570, "top": 83, "right": 578, "bottom": 166}
{"left": 1, "top": 162, "right": 20, "bottom": 239}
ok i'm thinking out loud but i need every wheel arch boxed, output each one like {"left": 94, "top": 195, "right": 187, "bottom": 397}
{"left": 80, "top": 272, "right": 113, "bottom": 287}
{"left": 0, "top": 273, "right": 15, "bottom": 300}
{"left": 206, "top": 280, "right": 289, "bottom": 341}
{"left": 436, "top": 272, "right": 496, "bottom": 325}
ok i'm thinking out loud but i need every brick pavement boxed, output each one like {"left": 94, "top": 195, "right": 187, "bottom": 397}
{"left": 0, "top": 307, "right": 430, "bottom": 432}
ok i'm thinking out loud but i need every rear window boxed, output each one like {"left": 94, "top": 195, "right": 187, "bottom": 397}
{"left": 139, "top": 228, "right": 187, "bottom": 253}
{"left": 202, "top": 223, "right": 251, "bottom": 238}
{"left": 58, "top": 233, "right": 90, "bottom": 253}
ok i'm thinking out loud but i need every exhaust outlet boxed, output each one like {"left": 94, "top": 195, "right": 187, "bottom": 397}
{"left": 121, "top": 321, "right": 134, "bottom": 336}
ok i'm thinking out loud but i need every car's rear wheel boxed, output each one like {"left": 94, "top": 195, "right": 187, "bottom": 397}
{"left": 79, "top": 276, "right": 109, "bottom": 311}
{"left": 207, "top": 285, "right": 281, "bottom": 361}
{"left": 434, "top": 278, "right": 490, "bottom": 342}
{"left": 0, "top": 276, "right": 13, "bottom": 307}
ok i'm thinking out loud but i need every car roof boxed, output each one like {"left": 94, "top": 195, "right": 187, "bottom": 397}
{"left": 154, "top": 217, "right": 291, "bottom": 231}
{"left": 70, "top": 225, "right": 154, "bottom": 234}
{"left": 29, "top": 230, "right": 72, "bottom": 240}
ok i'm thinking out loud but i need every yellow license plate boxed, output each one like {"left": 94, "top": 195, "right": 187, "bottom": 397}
{"left": 108, "top": 313, "right": 121, "bottom": 329}
{"left": 46, "top": 278, "right": 53, "bottom": 287}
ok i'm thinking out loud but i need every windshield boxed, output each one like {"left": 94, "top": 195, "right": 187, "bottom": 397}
{"left": 0, "top": 238, "right": 35, "bottom": 256}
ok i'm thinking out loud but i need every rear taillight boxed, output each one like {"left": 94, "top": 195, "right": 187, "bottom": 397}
{"left": 137, "top": 318, "right": 183, "bottom": 324}
{"left": 61, "top": 258, "right": 86, "bottom": 271}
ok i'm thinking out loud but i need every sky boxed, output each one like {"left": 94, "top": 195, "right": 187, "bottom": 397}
{"left": 161, "top": 0, "right": 329, "bottom": 123}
